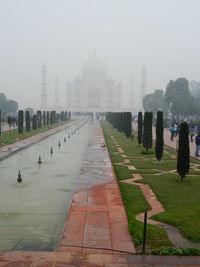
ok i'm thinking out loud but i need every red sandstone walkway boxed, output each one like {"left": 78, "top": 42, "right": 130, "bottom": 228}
{"left": 59, "top": 121, "right": 135, "bottom": 254}
{"left": 0, "top": 121, "right": 200, "bottom": 265}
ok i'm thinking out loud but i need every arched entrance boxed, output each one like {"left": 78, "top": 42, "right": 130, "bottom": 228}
{"left": 87, "top": 89, "right": 101, "bottom": 108}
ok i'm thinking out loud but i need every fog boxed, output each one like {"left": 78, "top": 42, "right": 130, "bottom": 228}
{"left": 0, "top": 0, "right": 200, "bottom": 109}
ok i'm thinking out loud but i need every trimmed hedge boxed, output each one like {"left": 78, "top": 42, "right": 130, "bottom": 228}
{"left": 152, "top": 247, "right": 200, "bottom": 256}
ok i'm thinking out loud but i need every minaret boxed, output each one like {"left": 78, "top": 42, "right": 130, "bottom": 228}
{"left": 54, "top": 76, "right": 59, "bottom": 109}
{"left": 41, "top": 65, "right": 48, "bottom": 110}
{"left": 130, "top": 78, "right": 134, "bottom": 110}
{"left": 140, "top": 66, "right": 147, "bottom": 110}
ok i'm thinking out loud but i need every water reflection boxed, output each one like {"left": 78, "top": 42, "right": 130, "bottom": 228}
{"left": 0, "top": 120, "right": 91, "bottom": 251}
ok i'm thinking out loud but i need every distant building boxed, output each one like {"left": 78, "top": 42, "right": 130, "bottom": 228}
{"left": 66, "top": 55, "right": 122, "bottom": 112}
{"left": 41, "top": 65, "right": 48, "bottom": 110}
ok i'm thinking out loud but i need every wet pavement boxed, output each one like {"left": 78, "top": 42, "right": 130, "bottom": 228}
{"left": 59, "top": 120, "right": 135, "bottom": 254}
{"left": 0, "top": 121, "right": 199, "bottom": 265}
{"left": 0, "top": 119, "right": 91, "bottom": 251}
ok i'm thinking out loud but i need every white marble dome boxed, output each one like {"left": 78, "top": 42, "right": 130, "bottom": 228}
{"left": 82, "top": 55, "right": 107, "bottom": 75}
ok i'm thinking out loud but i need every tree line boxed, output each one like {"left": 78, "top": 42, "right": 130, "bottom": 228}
{"left": 0, "top": 110, "right": 71, "bottom": 135}
{"left": 105, "top": 110, "right": 190, "bottom": 181}
{"left": 106, "top": 112, "right": 132, "bottom": 138}
{"left": 0, "top": 92, "right": 18, "bottom": 116}
{"left": 143, "top": 77, "right": 200, "bottom": 118}
{"left": 137, "top": 111, "right": 189, "bottom": 181}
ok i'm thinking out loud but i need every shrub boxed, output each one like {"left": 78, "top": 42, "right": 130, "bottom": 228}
{"left": 177, "top": 122, "right": 190, "bottom": 181}
{"left": 143, "top": 112, "right": 153, "bottom": 152}
{"left": 155, "top": 111, "right": 164, "bottom": 161}
{"left": 32, "top": 115, "right": 37, "bottom": 130}
{"left": 152, "top": 247, "right": 200, "bottom": 256}
{"left": 43, "top": 111, "right": 46, "bottom": 126}
{"left": 138, "top": 111, "right": 143, "bottom": 145}
{"left": 124, "top": 112, "right": 132, "bottom": 138}
{"left": 18, "top": 110, "right": 24, "bottom": 133}
{"left": 46, "top": 111, "right": 49, "bottom": 125}
{"left": 25, "top": 110, "right": 30, "bottom": 132}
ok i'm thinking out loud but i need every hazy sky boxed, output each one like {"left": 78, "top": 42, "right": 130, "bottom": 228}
{"left": 0, "top": 0, "right": 200, "bottom": 109}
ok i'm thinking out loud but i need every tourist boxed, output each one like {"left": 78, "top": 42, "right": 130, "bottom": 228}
{"left": 131, "top": 133, "right": 134, "bottom": 141}
{"left": 191, "top": 132, "right": 194, "bottom": 142}
{"left": 174, "top": 123, "right": 178, "bottom": 136}
{"left": 194, "top": 125, "right": 198, "bottom": 137}
{"left": 195, "top": 132, "right": 200, "bottom": 157}
{"left": 170, "top": 125, "right": 175, "bottom": 141}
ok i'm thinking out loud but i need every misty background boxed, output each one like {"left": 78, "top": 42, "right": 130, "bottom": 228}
{"left": 0, "top": 0, "right": 200, "bottom": 109}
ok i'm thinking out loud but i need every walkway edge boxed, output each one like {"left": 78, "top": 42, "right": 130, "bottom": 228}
{"left": 0, "top": 121, "right": 74, "bottom": 162}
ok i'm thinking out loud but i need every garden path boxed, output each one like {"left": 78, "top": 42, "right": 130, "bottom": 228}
{"left": 109, "top": 132, "right": 200, "bottom": 248}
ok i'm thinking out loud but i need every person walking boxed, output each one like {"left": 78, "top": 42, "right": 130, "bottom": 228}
{"left": 194, "top": 125, "right": 198, "bottom": 137}
{"left": 195, "top": 132, "right": 200, "bottom": 157}
{"left": 170, "top": 125, "right": 175, "bottom": 141}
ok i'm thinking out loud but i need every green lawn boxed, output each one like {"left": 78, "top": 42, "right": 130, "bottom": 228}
{"left": 0, "top": 122, "right": 69, "bottom": 148}
{"left": 101, "top": 120, "right": 200, "bottom": 251}
{"left": 102, "top": 121, "right": 173, "bottom": 252}
{"left": 119, "top": 182, "right": 172, "bottom": 252}
{"left": 141, "top": 174, "right": 200, "bottom": 242}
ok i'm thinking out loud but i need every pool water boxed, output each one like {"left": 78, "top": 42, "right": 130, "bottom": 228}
{"left": 0, "top": 120, "right": 91, "bottom": 251}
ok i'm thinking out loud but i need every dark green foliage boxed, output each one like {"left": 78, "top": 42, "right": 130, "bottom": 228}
{"left": 64, "top": 111, "right": 68, "bottom": 121}
{"left": 165, "top": 78, "right": 194, "bottom": 116}
{"left": 25, "top": 111, "right": 31, "bottom": 132}
{"left": 18, "top": 110, "right": 24, "bottom": 133}
{"left": 32, "top": 115, "right": 37, "bottom": 130}
{"left": 0, "top": 93, "right": 18, "bottom": 116}
{"left": 61, "top": 111, "right": 64, "bottom": 121}
{"left": 7, "top": 116, "right": 12, "bottom": 127}
{"left": 143, "top": 112, "right": 153, "bottom": 152}
{"left": 152, "top": 247, "right": 200, "bottom": 256}
{"left": 50, "top": 111, "right": 54, "bottom": 124}
{"left": 105, "top": 112, "right": 132, "bottom": 138}
{"left": 143, "top": 89, "right": 168, "bottom": 115}
{"left": 138, "top": 111, "right": 143, "bottom": 145}
{"left": 53, "top": 111, "right": 56, "bottom": 123}
{"left": 68, "top": 111, "right": 71, "bottom": 120}
{"left": 155, "top": 111, "right": 164, "bottom": 161}
{"left": 46, "top": 111, "right": 49, "bottom": 125}
{"left": 37, "top": 111, "right": 42, "bottom": 128}
{"left": 177, "top": 122, "right": 190, "bottom": 180}
{"left": 123, "top": 112, "right": 132, "bottom": 138}
{"left": 43, "top": 111, "right": 46, "bottom": 126}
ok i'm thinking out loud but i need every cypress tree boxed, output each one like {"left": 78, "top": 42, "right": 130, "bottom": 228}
{"left": 177, "top": 122, "right": 190, "bottom": 181}
{"left": 65, "top": 111, "right": 68, "bottom": 121}
{"left": 37, "top": 110, "right": 42, "bottom": 128}
{"left": 7, "top": 116, "right": 12, "bottom": 128}
{"left": 155, "top": 111, "right": 164, "bottom": 162}
{"left": 138, "top": 112, "right": 143, "bottom": 145}
{"left": 32, "top": 115, "right": 37, "bottom": 130}
{"left": 46, "top": 111, "right": 49, "bottom": 125}
{"left": 18, "top": 110, "right": 24, "bottom": 133}
{"left": 43, "top": 111, "right": 46, "bottom": 126}
{"left": 143, "top": 112, "right": 153, "bottom": 152}
{"left": 118, "top": 113, "right": 123, "bottom": 132}
{"left": 25, "top": 110, "right": 31, "bottom": 132}
{"left": 124, "top": 112, "right": 132, "bottom": 138}
{"left": 50, "top": 111, "right": 54, "bottom": 125}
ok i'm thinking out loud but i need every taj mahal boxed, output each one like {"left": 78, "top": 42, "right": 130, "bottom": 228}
{"left": 41, "top": 55, "right": 146, "bottom": 113}
{"left": 66, "top": 55, "right": 122, "bottom": 112}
